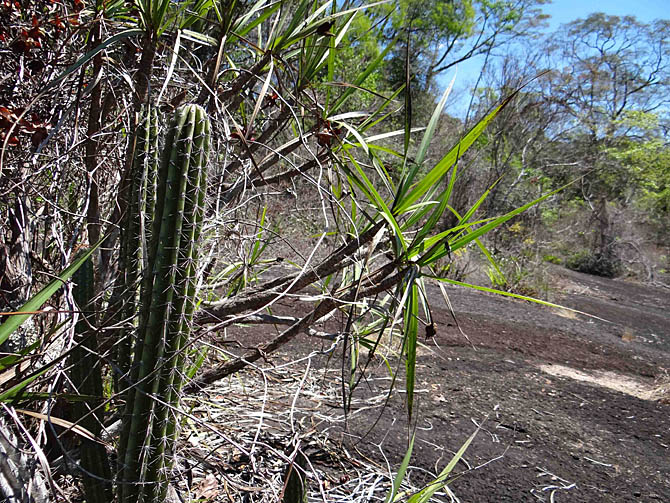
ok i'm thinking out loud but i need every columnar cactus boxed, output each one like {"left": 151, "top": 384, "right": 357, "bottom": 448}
{"left": 69, "top": 256, "right": 113, "bottom": 503}
{"left": 116, "top": 106, "right": 159, "bottom": 499}
{"left": 118, "top": 104, "right": 210, "bottom": 503}
{"left": 116, "top": 105, "right": 159, "bottom": 381}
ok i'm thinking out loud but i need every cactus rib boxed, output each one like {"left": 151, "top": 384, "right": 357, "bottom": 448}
{"left": 119, "top": 104, "right": 210, "bottom": 503}
{"left": 70, "top": 257, "right": 113, "bottom": 503}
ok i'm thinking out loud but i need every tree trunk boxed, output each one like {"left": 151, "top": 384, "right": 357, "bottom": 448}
{"left": 592, "top": 197, "right": 621, "bottom": 277}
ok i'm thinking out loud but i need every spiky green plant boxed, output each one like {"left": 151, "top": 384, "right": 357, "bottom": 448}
{"left": 69, "top": 256, "right": 113, "bottom": 503}
{"left": 118, "top": 104, "right": 210, "bottom": 503}
{"left": 116, "top": 105, "right": 159, "bottom": 383}
{"left": 0, "top": 2, "right": 586, "bottom": 502}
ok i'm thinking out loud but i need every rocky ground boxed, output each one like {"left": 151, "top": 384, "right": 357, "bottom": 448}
{"left": 183, "top": 266, "right": 670, "bottom": 502}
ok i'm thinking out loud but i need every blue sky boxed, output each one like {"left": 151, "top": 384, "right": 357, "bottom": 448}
{"left": 543, "top": 0, "right": 666, "bottom": 27}
{"left": 445, "top": 0, "right": 669, "bottom": 117}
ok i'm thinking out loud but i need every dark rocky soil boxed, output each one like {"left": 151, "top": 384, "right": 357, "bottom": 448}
{"left": 195, "top": 266, "right": 670, "bottom": 502}
{"left": 339, "top": 268, "right": 669, "bottom": 502}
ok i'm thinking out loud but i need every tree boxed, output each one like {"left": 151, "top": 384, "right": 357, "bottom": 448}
{"left": 379, "top": 0, "right": 548, "bottom": 91}
{"left": 461, "top": 13, "right": 670, "bottom": 278}
{"left": 607, "top": 111, "right": 670, "bottom": 241}
{"left": 538, "top": 13, "right": 670, "bottom": 275}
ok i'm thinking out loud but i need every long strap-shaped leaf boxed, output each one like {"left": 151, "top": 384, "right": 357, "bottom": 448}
{"left": 0, "top": 239, "right": 103, "bottom": 346}
{"left": 420, "top": 181, "right": 573, "bottom": 265}
{"left": 406, "top": 427, "right": 480, "bottom": 503}
{"left": 384, "top": 434, "right": 415, "bottom": 503}
{"left": 394, "top": 92, "right": 518, "bottom": 215}
{"left": 401, "top": 268, "right": 419, "bottom": 421}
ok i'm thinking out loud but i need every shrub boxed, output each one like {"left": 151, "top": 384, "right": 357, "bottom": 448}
{"left": 543, "top": 254, "right": 562, "bottom": 265}
{"left": 566, "top": 250, "right": 622, "bottom": 278}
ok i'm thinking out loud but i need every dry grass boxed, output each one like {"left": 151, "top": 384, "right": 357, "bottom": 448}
{"left": 650, "top": 369, "right": 670, "bottom": 404}
{"left": 168, "top": 349, "right": 457, "bottom": 502}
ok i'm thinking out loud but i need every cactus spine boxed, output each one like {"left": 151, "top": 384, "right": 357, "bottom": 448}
{"left": 70, "top": 256, "right": 113, "bottom": 503}
{"left": 119, "top": 104, "right": 210, "bottom": 503}
{"left": 117, "top": 105, "right": 159, "bottom": 381}
{"left": 116, "top": 106, "right": 159, "bottom": 499}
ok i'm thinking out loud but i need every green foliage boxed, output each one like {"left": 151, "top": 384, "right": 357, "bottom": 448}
{"left": 329, "top": 68, "right": 569, "bottom": 419}
{"left": 0, "top": 244, "right": 102, "bottom": 349}
{"left": 378, "top": 0, "right": 546, "bottom": 89}
{"left": 543, "top": 254, "right": 561, "bottom": 265}
{"left": 460, "top": 12, "right": 670, "bottom": 282}
{"left": 0, "top": 1, "right": 613, "bottom": 501}
{"left": 386, "top": 0, "right": 476, "bottom": 48}
{"left": 330, "top": 13, "right": 383, "bottom": 107}
{"left": 566, "top": 250, "right": 622, "bottom": 278}
{"left": 606, "top": 112, "right": 670, "bottom": 227}
{"left": 543, "top": 14, "right": 670, "bottom": 201}
{"left": 384, "top": 426, "right": 480, "bottom": 502}
{"left": 0, "top": 243, "right": 103, "bottom": 411}
{"left": 406, "top": 425, "right": 479, "bottom": 502}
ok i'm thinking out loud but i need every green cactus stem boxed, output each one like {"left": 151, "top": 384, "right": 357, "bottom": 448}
{"left": 116, "top": 105, "right": 159, "bottom": 496}
{"left": 69, "top": 256, "right": 113, "bottom": 503}
{"left": 116, "top": 105, "right": 159, "bottom": 381}
{"left": 119, "top": 104, "right": 210, "bottom": 503}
